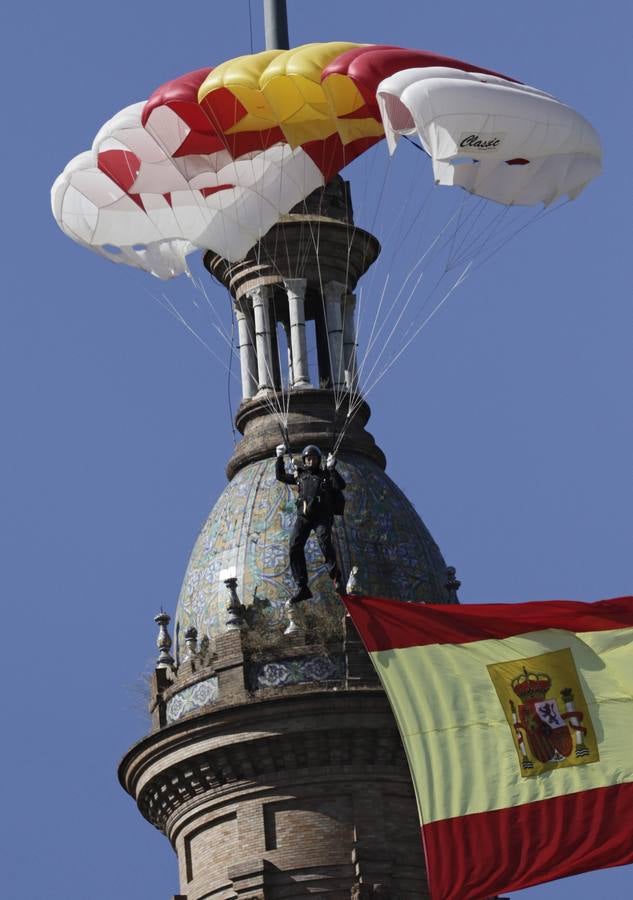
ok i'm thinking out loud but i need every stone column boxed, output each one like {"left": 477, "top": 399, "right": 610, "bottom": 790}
{"left": 250, "top": 285, "right": 274, "bottom": 391}
{"left": 269, "top": 323, "right": 282, "bottom": 390}
{"left": 235, "top": 302, "right": 257, "bottom": 399}
{"left": 285, "top": 278, "right": 311, "bottom": 388}
{"left": 324, "top": 280, "right": 346, "bottom": 390}
{"left": 282, "top": 321, "right": 294, "bottom": 387}
{"left": 342, "top": 292, "right": 358, "bottom": 391}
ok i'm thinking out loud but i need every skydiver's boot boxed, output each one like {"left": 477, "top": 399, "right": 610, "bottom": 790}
{"left": 290, "top": 583, "right": 313, "bottom": 604}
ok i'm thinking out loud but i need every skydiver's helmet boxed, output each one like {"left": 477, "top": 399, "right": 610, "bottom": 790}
{"left": 302, "top": 445, "right": 322, "bottom": 468}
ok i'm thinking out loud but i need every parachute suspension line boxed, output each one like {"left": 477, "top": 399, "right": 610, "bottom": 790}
{"left": 367, "top": 144, "right": 396, "bottom": 239}
{"left": 343, "top": 280, "right": 366, "bottom": 421}
{"left": 190, "top": 116, "right": 304, "bottom": 438}
{"left": 188, "top": 275, "right": 282, "bottom": 426}
{"left": 189, "top": 270, "right": 289, "bottom": 435}
{"left": 337, "top": 270, "right": 422, "bottom": 455}
{"left": 350, "top": 146, "right": 399, "bottom": 354}
{"left": 348, "top": 281, "right": 368, "bottom": 415}
{"left": 342, "top": 262, "right": 473, "bottom": 444}
{"left": 332, "top": 144, "right": 366, "bottom": 412}
{"left": 345, "top": 202, "right": 572, "bottom": 445}
{"left": 444, "top": 192, "right": 471, "bottom": 273}
{"left": 195, "top": 130, "right": 344, "bottom": 436}
{"left": 443, "top": 150, "right": 543, "bottom": 271}
{"left": 303, "top": 200, "right": 345, "bottom": 412}
{"left": 239, "top": 304, "right": 289, "bottom": 434}
{"left": 337, "top": 146, "right": 402, "bottom": 425}
{"left": 333, "top": 187, "right": 464, "bottom": 451}
{"left": 336, "top": 196, "right": 478, "bottom": 450}
{"left": 383, "top": 177, "right": 434, "bottom": 277}
{"left": 144, "top": 289, "right": 240, "bottom": 377}
{"left": 384, "top": 200, "right": 500, "bottom": 356}
{"left": 446, "top": 197, "right": 488, "bottom": 266}
{"left": 340, "top": 143, "right": 381, "bottom": 356}
{"left": 193, "top": 97, "right": 292, "bottom": 298}
{"left": 255, "top": 136, "right": 325, "bottom": 292}
{"left": 341, "top": 146, "right": 372, "bottom": 333}
{"left": 354, "top": 145, "right": 429, "bottom": 345}
{"left": 242, "top": 291, "right": 290, "bottom": 432}
{"left": 345, "top": 149, "right": 397, "bottom": 363}
{"left": 343, "top": 147, "right": 394, "bottom": 351}
{"left": 351, "top": 158, "right": 440, "bottom": 369}
{"left": 471, "top": 198, "right": 571, "bottom": 276}
{"left": 145, "top": 273, "right": 287, "bottom": 439}
{"left": 268, "top": 130, "right": 295, "bottom": 281}
{"left": 203, "top": 193, "right": 289, "bottom": 440}
{"left": 343, "top": 149, "right": 392, "bottom": 416}
{"left": 270, "top": 294, "right": 287, "bottom": 433}
{"left": 339, "top": 273, "right": 391, "bottom": 447}
{"left": 353, "top": 200, "right": 465, "bottom": 380}
{"left": 192, "top": 97, "right": 250, "bottom": 279}
{"left": 448, "top": 201, "right": 511, "bottom": 271}
{"left": 358, "top": 262, "right": 473, "bottom": 407}
{"left": 358, "top": 138, "right": 383, "bottom": 222}
{"left": 162, "top": 68, "right": 576, "bottom": 454}
{"left": 190, "top": 274, "right": 236, "bottom": 347}
{"left": 352, "top": 272, "right": 391, "bottom": 401}
{"left": 348, "top": 264, "right": 429, "bottom": 424}
{"left": 394, "top": 269, "right": 454, "bottom": 356}
{"left": 360, "top": 203, "right": 570, "bottom": 434}
{"left": 270, "top": 286, "right": 291, "bottom": 437}
{"left": 227, "top": 293, "right": 238, "bottom": 446}
{"left": 342, "top": 172, "right": 354, "bottom": 293}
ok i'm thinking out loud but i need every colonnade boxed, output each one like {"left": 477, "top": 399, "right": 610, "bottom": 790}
{"left": 234, "top": 280, "right": 358, "bottom": 401}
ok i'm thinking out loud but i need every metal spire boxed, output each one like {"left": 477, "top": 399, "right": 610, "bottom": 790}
{"left": 263, "top": 0, "right": 289, "bottom": 50}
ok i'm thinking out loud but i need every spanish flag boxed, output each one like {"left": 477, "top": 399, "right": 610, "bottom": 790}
{"left": 343, "top": 594, "right": 633, "bottom": 900}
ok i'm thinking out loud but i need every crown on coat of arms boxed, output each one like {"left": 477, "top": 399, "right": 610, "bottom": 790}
{"left": 511, "top": 666, "right": 552, "bottom": 701}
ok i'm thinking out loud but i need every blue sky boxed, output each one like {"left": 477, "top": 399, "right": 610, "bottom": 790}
{"left": 2, "top": 1, "right": 631, "bottom": 897}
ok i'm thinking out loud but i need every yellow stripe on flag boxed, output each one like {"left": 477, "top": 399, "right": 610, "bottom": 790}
{"left": 371, "top": 626, "right": 633, "bottom": 824}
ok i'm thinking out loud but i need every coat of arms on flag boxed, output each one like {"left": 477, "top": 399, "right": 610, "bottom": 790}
{"left": 342, "top": 593, "right": 633, "bottom": 900}
{"left": 487, "top": 647, "right": 599, "bottom": 776}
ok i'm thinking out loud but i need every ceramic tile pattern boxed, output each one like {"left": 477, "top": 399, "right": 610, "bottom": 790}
{"left": 166, "top": 676, "right": 219, "bottom": 724}
{"left": 175, "top": 454, "right": 451, "bottom": 661}
{"left": 248, "top": 654, "right": 346, "bottom": 689}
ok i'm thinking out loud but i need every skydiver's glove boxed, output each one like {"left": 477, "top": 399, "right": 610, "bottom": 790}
{"left": 326, "top": 453, "right": 336, "bottom": 469}
{"left": 276, "top": 444, "right": 287, "bottom": 457}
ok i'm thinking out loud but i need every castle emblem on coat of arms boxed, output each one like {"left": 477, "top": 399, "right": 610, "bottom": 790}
{"left": 487, "top": 647, "right": 599, "bottom": 776}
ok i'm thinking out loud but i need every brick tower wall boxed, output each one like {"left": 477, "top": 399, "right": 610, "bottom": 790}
{"left": 120, "top": 624, "right": 431, "bottom": 899}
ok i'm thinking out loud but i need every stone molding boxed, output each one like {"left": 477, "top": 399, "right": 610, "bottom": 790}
{"left": 227, "top": 389, "right": 385, "bottom": 478}
{"left": 205, "top": 219, "right": 379, "bottom": 305}
{"left": 119, "top": 689, "right": 429, "bottom": 898}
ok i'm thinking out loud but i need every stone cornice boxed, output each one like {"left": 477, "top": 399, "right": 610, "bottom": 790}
{"left": 119, "top": 688, "right": 403, "bottom": 835}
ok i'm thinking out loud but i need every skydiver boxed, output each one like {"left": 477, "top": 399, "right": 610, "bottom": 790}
{"left": 275, "top": 444, "right": 345, "bottom": 603}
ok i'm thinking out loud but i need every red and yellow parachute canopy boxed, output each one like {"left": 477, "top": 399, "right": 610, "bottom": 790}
{"left": 52, "top": 43, "right": 601, "bottom": 279}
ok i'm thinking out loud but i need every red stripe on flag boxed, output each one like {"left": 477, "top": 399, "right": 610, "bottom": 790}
{"left": 421, "top": 782, "right": 633, "bottom": 900}
{"left": 342, "top": 594, "right": 633, "bottom": 651}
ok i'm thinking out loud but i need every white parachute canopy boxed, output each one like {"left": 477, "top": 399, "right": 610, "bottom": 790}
{"left": 376, "top": 67, "right": 602, "bottom": 206}
{"left": 52, "top": 46, "right": 602, "bottom": 280}
{"left": 51, "top": 103, "right": 325, "bottom": 278}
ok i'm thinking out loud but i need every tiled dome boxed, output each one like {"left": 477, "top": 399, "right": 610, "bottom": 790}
{"left": 174, "top": 453, "right": 453, "bottom": 657}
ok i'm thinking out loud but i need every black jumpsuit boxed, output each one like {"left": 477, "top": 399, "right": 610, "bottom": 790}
{"left": 275, "top": 456, "right": 346, "bottom": 588}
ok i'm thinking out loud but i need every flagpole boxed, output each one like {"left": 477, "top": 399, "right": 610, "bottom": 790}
{"left": 263, "top": 0, "right": 289, "bottom": 50}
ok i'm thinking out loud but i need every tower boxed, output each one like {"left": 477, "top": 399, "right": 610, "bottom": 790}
{"left": 118, "top": 175, "right": 459, "bottom": 899}
{"left": 118, "top": 5, "right": 459, "bottom": 897}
